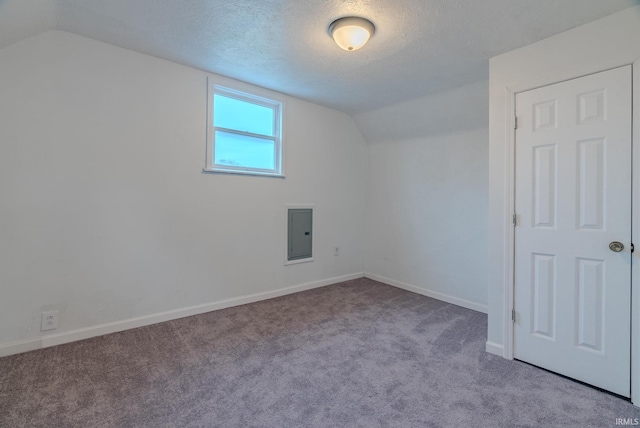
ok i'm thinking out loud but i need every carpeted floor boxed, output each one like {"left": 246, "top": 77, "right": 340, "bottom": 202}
{"left": 1, "top": 278, "right": 639, "bottom": 427}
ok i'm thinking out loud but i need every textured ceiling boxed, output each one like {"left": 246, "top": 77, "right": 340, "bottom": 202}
{"left": 1, "top": 0, "right": 638, "bottom": 115}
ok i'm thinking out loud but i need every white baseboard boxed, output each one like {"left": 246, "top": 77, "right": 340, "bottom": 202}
{"left": 364, "top": 273, "right": 488, "bottom": 314}
{"left": 0, "top": 272, "right": 364, "bottom": 358}
{"left": 0, "top": 337, "right": 42, "bottom": 358}
{"left": 485, "top": 341, "right": 505, "bottom": 357}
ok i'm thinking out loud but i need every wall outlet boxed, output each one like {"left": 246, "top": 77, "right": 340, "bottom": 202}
{"left": 41, "top": 311, "right": 59, "bottom": 331}
{"left": 334, "top": 247, "right": 340, "bottom": 256}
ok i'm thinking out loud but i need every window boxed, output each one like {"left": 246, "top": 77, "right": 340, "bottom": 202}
{"left": 205, "top": 83, "right": 283, "bottom": 176}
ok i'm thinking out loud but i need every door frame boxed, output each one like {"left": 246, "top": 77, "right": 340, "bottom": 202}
{"left": 495, "top": 58, "right": 639, "bottom": 402}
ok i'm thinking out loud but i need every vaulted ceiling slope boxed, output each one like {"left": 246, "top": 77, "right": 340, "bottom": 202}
{"left": 0, "top": 0, "right": 638, "bottom": 115}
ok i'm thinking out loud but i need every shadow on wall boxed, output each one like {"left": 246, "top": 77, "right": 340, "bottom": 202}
{"left": 353, "top": 80, "right": 489, "bottom": 144}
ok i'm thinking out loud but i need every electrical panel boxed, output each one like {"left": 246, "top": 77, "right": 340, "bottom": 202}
{"left": 288, "top": 208, "right": 313, "bottom": 261}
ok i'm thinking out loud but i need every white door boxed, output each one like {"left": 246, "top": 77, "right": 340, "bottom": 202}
{"left": 514, "top": 65, "right": 632, "bottom": 397}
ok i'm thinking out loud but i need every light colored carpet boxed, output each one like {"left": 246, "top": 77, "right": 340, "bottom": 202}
{"left": 1, "top": 278, "right": 639, "bottom": 427}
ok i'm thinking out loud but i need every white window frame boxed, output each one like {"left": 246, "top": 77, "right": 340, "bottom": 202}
{"left": 205, "top": 78, "right": 284, "bottom": 177}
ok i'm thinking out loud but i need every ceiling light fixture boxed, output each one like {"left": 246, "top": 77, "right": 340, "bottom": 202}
{"left": 328, "top": 16, "right": 375, "bottom": 52}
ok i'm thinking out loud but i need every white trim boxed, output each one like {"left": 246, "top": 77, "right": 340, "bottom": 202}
{"left": 0, "top": 272, "right": 364, "bottom": 358}
{"left": 284, "top": 204, "right": 316, "bottom": 266}
{"left": 485, "top": 341, "right": 505, "bottom": 357}
{"left": 505, "top": 55, "right": 634, "bottom": 96}
{"left": 632, "top": 59, "right": 640, "bottom": 407}
{"left": 503, "top": 86, "right": 516, "bottom": 360}
{"left": 365, "top": 273, "right": 488, "bottom": 314}
{"left": 0, "top": 337, "right": 42, "bottom": 358}
{"left": 201, "top": 168, "right": 285, "bottom": 179}
{"left": 284, "top": 258, "right": 315, "bottom": 266}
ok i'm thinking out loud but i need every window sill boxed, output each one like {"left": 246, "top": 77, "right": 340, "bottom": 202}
{"left": 202, "top": 168, "right": 285, "bottom": 179}
{"left": 284, "top": 257, "right": 314, "bottom": 266}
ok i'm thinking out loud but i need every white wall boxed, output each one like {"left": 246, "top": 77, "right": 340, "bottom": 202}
{"left": 356, "top": 82, "right": 489, "bottom": 312}
{"left": 0, "top": 31, "right": 367, "bottom": 352}
{"left": 355, "top": 80, "right": 489, "bottom": 144}
{"left": 0, "top": 0, "right": 57, "bottom": 50}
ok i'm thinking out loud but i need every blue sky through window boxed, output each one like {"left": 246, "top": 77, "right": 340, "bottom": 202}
{"left": 213, "top": 94, "right": 274, "bottom": 136}
{"left": 210, "top": 87, "right": 281, "bottom": 174}
{"left": 214, "top": 130, "right": 275, "bottom": 170}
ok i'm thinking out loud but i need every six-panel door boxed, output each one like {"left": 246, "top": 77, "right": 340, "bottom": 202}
{"left": 514, "top": 66, "right": 632, "bottom": 397}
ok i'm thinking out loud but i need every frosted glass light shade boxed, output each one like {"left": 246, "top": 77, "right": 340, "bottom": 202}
{"left": 329, "top": 17, "right": 375, "bottom": 51}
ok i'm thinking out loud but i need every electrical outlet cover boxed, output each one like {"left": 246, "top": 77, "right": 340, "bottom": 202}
{"left": 41, "top": 311, "right": 58, "bottom": 331}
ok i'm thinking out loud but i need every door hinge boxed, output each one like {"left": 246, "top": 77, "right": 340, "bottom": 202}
{"left": 512, "top": 213, "right": 517, "bottom": 226}
{"left": 512, "top": 309, "right": 516, "bottom": 322}
{"left": 514, "top": 117, "right": 518, "bottom": 130}
{"left": 631, "top": 243, "right": 635, "bottom": 253}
